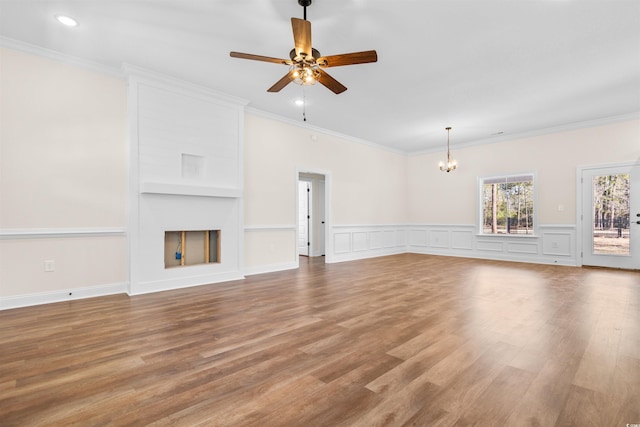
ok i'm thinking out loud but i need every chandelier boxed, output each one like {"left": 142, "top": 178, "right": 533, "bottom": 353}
{"left": 438, "top": 127, "right": 458, "bottom": 173}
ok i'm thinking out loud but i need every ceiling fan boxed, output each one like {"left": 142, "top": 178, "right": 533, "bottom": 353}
{"left": 230, "top": 0, "right": 377, "bottom": 94}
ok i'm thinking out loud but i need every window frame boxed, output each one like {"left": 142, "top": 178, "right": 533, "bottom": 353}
{"left": 477, "top": 172, "right": 538, "bottom": 237}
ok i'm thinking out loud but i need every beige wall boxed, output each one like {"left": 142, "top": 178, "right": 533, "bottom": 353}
{"left": 407, "top": 119, "right": 640, "bottom": 225}
{"left": 1, "top": 45, "right": 638, "bottom": 305}
{"left": 244, "top": 113, "right": 408, "bottom": 269}
{"left": 244, "top": 113, "right": 408, "bottom": 225}
{"left": 0, "top": 48, "right": 128, "bottom": 300}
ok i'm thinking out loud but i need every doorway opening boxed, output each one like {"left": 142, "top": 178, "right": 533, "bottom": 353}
{"left": 298, "top": 172, "right": 327, "bottom": 261}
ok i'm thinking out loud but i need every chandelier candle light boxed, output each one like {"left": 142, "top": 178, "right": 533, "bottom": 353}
{"left": 438, "top": 127, "right": 458, "bottom": 173}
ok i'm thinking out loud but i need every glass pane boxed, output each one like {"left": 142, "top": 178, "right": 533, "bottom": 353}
{"left": 482, "top": 178, "right": 534, "bottom": 234}
{"left": 592, "top": 174, "right": 630, "bottom": 255}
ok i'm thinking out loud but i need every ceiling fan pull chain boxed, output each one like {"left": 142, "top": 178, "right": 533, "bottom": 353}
{"left": 302, "top": 87, "right": 307, "bottom": 122}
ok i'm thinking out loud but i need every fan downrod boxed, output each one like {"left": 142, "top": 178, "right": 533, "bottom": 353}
{"left": 298, "top": 0, "right": 312, "bottom": 20}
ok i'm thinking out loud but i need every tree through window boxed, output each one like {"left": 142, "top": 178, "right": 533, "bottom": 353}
{"left": 481, "top": 174, "right": 534, "bottom": 235}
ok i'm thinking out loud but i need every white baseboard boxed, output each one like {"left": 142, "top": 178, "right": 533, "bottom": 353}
{"left": 244, "top": 261, "right": 299, "bottom": 276}
{"left": 129, "top": 271, "right": 245, "bottom": 296}
{"left": 0, "top": 282, "right": 128, "bottom": 310}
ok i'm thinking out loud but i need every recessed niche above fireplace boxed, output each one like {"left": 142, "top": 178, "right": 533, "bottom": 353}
{"left": 164, "top": 230, "right": 220, "bottom": 268}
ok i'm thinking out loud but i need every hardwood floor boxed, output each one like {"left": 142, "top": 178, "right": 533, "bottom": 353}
{"left": 1, "top": 254, "right": 639, "bottom": 426}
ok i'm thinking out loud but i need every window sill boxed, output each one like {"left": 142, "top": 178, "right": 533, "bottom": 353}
{"left": 476, "top": 233, "right": 539, "bottom": 238}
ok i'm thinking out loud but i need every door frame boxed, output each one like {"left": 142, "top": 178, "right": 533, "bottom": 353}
{"left": 297, "top": 180, "right": 311, "bottom": 256}
{"left": 576, "top": 161, "right": 639, "bottom": 269}
{"left": 296, "top": 168, "right": 332, "bottom": 264}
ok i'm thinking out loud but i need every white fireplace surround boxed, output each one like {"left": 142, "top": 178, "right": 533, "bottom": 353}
{"left": 126, "top": 66, "right": 249, "bottom": 295}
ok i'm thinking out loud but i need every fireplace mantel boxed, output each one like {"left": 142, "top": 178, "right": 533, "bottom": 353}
{"left": 140, "top": 182, "right": 242, "bottom": 198}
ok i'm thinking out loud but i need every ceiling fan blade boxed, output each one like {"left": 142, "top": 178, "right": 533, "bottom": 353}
{"left": 291, "top": 17, "right": 312, "bottom": 58}
{"left": 317, "top": 50, "right": 378, "bottom": 67}
{"left": 317, "top": 69, "right": 347, "bottom": 94}
{"left": 267, "top": 71, "right": 295, "bottom": 92}
{"left": 230, "top": 51, "right": 290, "bottom": 65}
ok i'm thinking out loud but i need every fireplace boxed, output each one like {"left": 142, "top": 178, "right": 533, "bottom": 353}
{"left": 126, "top": 66, "right": 248, "bottom": 295}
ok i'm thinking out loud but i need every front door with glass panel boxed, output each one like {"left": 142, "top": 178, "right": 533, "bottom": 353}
{"left": 581, "top": 164, "right": 639, "bottom": 269}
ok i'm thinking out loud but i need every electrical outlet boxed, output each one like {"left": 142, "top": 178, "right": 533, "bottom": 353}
{"left": 44, "top": 260, "right": 55, "bottom": 272}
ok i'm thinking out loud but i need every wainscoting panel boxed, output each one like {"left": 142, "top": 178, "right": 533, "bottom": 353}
{"left": 451, "top": 230, "right": 474, "bottom": 250}
{"left": 541, "top": 228, "right": 574, "bottom": 257}
{"left": 408, "top": 224, "right": 577, "bottom": 266}
{"left": 383, "top": 230, "right": 396, "bottom": 248}
{"left": 352, "top": 232, "right": 368, "bottom": 252}
{"left": 334, "top": 232, "right": 351, "bottom": 254}
{"left": 430, "top": 230, "right": 450, "bottom": 248}
{"left": 507, "top": 241, "right": 539, "bottom": 255}
{"left": 477, "top": 240, "right": 505, "bottom": 252}
{"left": 332, "top": 225, "right": 407, "bottom": 263}
{"left": 369, "top": 231, "right": 384, "bottom": 250}
{"left": 409, "top": 229, "right": 428, "bottom": 247}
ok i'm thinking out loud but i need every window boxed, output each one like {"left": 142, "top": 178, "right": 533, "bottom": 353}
{"left": 480, "top": 174, "right": 535, "bottom": 235}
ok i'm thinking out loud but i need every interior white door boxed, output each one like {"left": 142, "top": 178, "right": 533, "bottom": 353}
{"left": 297, "top": 181, "right": 310, "bottom": 256}
{"left": 581, "top": 164, "right": 639, "bottom": 269}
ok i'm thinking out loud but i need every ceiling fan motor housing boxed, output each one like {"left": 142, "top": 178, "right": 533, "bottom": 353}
{"left": 298, "top": 0, "right": 312, "bottom": 7}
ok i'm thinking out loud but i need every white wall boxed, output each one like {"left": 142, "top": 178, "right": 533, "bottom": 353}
{"left": 0, "top": 47, "right": 128, "bottom": 308}
{"left": 126, "top": 70, "right": 246, "bottom": 295}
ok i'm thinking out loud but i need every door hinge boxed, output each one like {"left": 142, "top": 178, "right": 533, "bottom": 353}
{"left": 307, "top": 242, "right": 310, "bottom": 246}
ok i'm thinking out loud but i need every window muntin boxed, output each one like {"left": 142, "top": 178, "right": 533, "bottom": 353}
{"left": 480, "top": 174, "right": 534, "bottom": 235}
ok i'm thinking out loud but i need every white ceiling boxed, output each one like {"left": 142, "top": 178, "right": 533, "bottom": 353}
{"left": 1, "top": 0, "right": 639, "bottom": 153}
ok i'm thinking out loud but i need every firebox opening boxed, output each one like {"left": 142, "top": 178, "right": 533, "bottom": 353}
{"left": 164, "top": 230, "right": 220, "bottom": 268}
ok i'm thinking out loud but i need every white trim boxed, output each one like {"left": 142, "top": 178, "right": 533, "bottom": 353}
{"left": 244, "top": 225, "right": 297, "bottom": 231}
{"left": 406, "top": 223, "right": 577, "bottom": 266}
{"left": 0, "top": 228, "right": 126, "bottom": 240}
{"left": 122, "top": 64, "right": 249, "bottom": 107}
{"left": 296, "top": 167, "right": 333, "bottom": 263}
{"left": 577, "top": 162, "right": 640, "bottom": 269}
{"left": 330, "top": 225, "right": 408, "bottom": 263}
{"left": 0, "top": 282, "right": 128, "bottom": 310}
{"left": 128, "top": 272, "right": 245, "bottom": 296}
{"left": 140, "top": 182, "right": 242, "bottom": 198}
{"left": 247, "top": 108, "right": 405, "bottom": 155}
{"left": 0, "top": 36, "right": 124, "bottom": 79}
{"left": 244, "top": 262, "right": 298, "bottom": 276}
{"left": 410, "top": 113, "right": 640, "bottom": 156}
{"left": 477, "top": 171, "right": 538, "bottom": 237}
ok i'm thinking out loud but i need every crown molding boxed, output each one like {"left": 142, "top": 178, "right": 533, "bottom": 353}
{"left": 245, "top": 107, "right": 406, "bottom": 156}
{"left": 0, "top": 36, "right": 124, "bottom": 79}
{"left": 409, "top": 112, "right": 640, "bottom": 157}
{"left": 123, "top": 63, "right": 249, "bottom": 107}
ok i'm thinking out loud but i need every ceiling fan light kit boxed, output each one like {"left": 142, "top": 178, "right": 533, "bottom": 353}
{"left": 229, "top": 0, "right": 377, "bottom": 94}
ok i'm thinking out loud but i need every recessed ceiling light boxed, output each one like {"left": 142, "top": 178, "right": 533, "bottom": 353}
{"left": 294, "top": 99, "right": 305, "bottom": 106}
{"left": 55, "top": 15, "right": 78, "bottom": 27}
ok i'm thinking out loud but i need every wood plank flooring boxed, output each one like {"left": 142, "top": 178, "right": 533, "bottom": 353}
{"left": 1, "top": 254, "right": 639, "bottom": 426}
